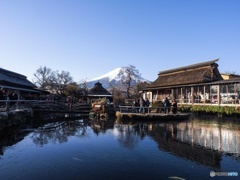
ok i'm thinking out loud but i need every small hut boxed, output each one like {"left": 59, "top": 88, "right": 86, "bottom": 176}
{"left": 87, "top": 82, "right": 115, "bottom": 119}
{"left": 87, "top": 81, "right": 113, "bottom": 104}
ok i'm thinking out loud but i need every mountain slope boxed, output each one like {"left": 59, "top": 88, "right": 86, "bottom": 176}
{"left": 87, "top": 67, "right": 151, "bottom": 89}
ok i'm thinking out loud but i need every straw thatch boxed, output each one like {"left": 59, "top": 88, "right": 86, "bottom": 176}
{"left": 88, "top": 81, "right": 112, "bottom": 96}
{"left": 0, "top": 68, "right": 36, "bottom": 88}
{"left": 146, "top": 59, "right": 223, "bottom": 89}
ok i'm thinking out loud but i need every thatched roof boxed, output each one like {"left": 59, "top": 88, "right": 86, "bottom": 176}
{"left": 88, "top": 81, "right": 112, "bottom": 96}
{"left": 146, "top": 59, "right": 223, "bottom": 89}
{"left": 0, "top": 68, "right": 37, "bottom": 90}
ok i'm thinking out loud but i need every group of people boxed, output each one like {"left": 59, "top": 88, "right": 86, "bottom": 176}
{"left": 162, "top": 97, "right": 178, "bottom": 115}
{"left": 131, "top": 97, "right": 177, "bottom": 115}
{"left": 132, "top": 97, "right": 150, "bottom": 114}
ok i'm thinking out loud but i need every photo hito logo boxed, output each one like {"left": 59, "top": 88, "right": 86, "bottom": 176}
{"left": 210, "top": 171, "right": 238, "bottom": 177}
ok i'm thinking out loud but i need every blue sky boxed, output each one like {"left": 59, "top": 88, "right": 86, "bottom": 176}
{"left": 0, "top": 0, "right": 240, "bottom": 82}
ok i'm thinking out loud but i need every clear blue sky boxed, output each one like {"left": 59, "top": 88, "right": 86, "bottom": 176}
{"left": 0, "top": 0, "right": 239, "bottom": 82}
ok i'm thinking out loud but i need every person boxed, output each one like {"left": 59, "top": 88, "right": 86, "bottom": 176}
{"left": 132, "top": 99, "right": 136, "bottom": 113}
{"left": 172, "top": 99, "right": 178, "bottom": 114}
{"left": 163, "top": 97, "right": 170, "bottom": 114}
{"left": 145, "top": 98, "right": 150, "bottom": 107}
{"left": 145, "top": 98, "right": 150, "bottom": 113}
{"left": 139, "top": 97, "right": 145, "bottom": 114}
{"left": 237, "top": 92, "right": 240, "bottom": 104}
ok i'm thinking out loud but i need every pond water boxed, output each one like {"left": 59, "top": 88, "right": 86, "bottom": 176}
{"left": 0, "top": 115, "right": 239, "bottom": 180}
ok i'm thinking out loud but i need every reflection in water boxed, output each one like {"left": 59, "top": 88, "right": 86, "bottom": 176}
{"left": 30, "top": 120, "right": 89, "bottom": 146}
{"left": 116, "top": 117, "right": 240, "bottom": 168}
{"left": 115, "top": 123, "right": 148, "bottom": 149}
{"left": 91, "top": 119, "right": 115, "bottom": 135}
{"left": 0, "top": 128, "right": 31, "bottom": 158}
{"left": 0, "top": 116, "right": 239, "bottom": 176}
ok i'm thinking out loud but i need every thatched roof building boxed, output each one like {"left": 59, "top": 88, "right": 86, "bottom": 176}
{"left": 143, "top": 59, "right": 240, "bottom": 105}
{"left": 146, "top": 59, "right": 223, "bottom": 90}
{"left": 0, "top": 68, "right": 38, "bottom": 93}
{"left": 87, "top": 81, "right": 112, "bottom": 103}
{"left": 88, "top": 82, "right": 112, "bottom": 96}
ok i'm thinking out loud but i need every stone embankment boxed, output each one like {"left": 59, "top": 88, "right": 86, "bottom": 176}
{"left": 0, "top": 108, "right": 33, "bottom": 131}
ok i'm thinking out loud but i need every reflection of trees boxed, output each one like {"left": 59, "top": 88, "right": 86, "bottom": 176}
{"left": 0, "top": 128, "right": 31, "bottom": 158}
{"left": 30, "top": 120, "right": 88, "bottom": 146}
{"left": 115, "top": 123, "right": 148, "bottom": 149}
{"left": 91, "top": 120, "right": 114, "bottom": 136}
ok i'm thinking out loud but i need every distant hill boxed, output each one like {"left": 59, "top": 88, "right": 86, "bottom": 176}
{"left": 87, "top": 67, "right": 151, "bottom": 89}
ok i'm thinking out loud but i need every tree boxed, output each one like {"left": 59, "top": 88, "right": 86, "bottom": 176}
{"left": 52, "top": 70, "right": 73, "bottom": 95}
{"left": 33, "top": 66, "right": 54, "bottom": 89}
{"left": 65, "top": 82, "right": 84, "bottom": 99}
{"left": 33, "top": 67, "right": 73, "bottom": 96}
{"left": 117, "top": 65, "right": 141, "bottom": 99}
{"left": 224, "top": 71, "right": 238, "bottom": 75}
{"left": 132, "top": 81, "right": 149, "bottom": 100}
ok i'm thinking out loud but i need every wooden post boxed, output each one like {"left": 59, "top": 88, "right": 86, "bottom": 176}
{"left": 217, "top": 85, "right": 220, "bottom": 105}
{"left": 191, "top": 87, "right": 194, "bottom": 105}
{"left": 5, "top": 95, "right": 10, "bottom": 112}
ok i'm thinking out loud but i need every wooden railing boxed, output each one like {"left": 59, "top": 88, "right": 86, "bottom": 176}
{"left": 118, "top": 106, "right": 177, "bottom": 114}
{"left": 0, "top": 99, "right": 64, "bottom": 112}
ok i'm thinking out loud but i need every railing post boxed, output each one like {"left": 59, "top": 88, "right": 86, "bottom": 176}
{"left": 5, "top": 97, "right": 10, "bottom": 112}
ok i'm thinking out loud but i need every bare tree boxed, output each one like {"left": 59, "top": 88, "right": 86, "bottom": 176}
{"left": 33, "top": 67, "right": 74, "bottom": 96}
{"left": 78, "top": 79, "right": 89, "bottom": 98}
{"left": 107, "top": 77, "right": 116, "bottom": 95}
{"left": 118, "top": 65, "right": 141, "bottom": 99}
{"left": 33, "top": 66, "right": 54, "bottom": 89}
{"left": 224, "top": 71, "right": 238, "bottom": 75}
{"left": 56, "top": 70, "right": 73, "bottom": 85}
{"left": 52, "top": 70, "right": 73, "bottom": 95}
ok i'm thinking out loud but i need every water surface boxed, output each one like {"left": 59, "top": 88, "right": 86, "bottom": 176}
{"left": 0, "top": 116, "right": 239, "bottom": 180}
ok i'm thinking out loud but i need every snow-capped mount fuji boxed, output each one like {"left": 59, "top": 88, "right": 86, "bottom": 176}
{"left": 87, "top": 67, "right": 151, "bottom": 89}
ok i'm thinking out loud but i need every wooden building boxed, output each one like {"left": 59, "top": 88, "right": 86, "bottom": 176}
{"left": 221, "top": 73, "right": 240, "bottom": 80}
{"left": 87, "top": 81, "right": 113, "bottom": 104}
{"left": 0, "top": 68, "right": 44, "bottom": 102}
{"left": 143, "top": 59, "right": 240, "bottom": 106}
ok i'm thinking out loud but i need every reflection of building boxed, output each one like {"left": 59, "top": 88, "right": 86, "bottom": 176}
{"left": 148, "top": 119, "right": 240, "bottom": 165}
{"left": 147, "top": 123, "right": 222, "bottom": 168}
{"left": 87, "top": 82, "right": 113, "bottom": 104}
{"left": 118, "top": 119, "right": 240, "bottom": 168}
{"left": 143, "top": 59, "right": 240, "bottom": 105}
{"left": 173, "top": 121, "right": 240, "bottom": 155}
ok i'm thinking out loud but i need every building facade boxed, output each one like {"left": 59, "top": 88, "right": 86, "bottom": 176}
{"left": 143, "top": 59, "right": 240, "bottom": 106}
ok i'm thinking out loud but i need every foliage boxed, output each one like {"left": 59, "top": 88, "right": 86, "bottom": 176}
{"left": 65, "top": 82, "right": 86, "bottom": 99}
{"left": 112, "top": 88, "right": 125, "bottom": 105}
{"left": 151, "top": 101, "right": 163, "bottom": 108}
{"left": 178, "top": 105, "right": 192, "bottom": 113}
{"left": 181, "top": 105, "right": 240, "bottom": 115}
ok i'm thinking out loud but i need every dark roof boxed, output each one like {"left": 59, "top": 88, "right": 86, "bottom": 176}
{"left": 0, "top": 68, "right": 36, "bottom": 88}
{"left": 158, "top": 59, "right": 219, "bottom": 75}
{"left": 88, "top": 81, "right": 112, "bottom": 96}
{"left": 146, "top": 59, "right": 223, "bottom": 89}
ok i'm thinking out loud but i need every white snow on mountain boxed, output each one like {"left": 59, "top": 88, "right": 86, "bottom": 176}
{"left": 89, "top": 68, "right": 122, "bottom": 82}
{"left": 87, "top": 67, "right": 151, "bottom": 89}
